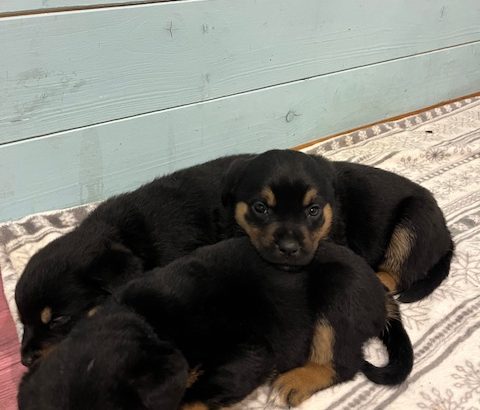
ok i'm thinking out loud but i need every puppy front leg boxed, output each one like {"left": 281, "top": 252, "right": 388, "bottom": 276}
{"left": 181, "top": 344, "right": 272, "bottom": 410}
{"left": 273, "top": 319, "right": 337, "bottom": 407}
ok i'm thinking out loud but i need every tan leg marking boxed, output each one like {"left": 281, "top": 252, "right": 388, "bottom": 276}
{"left": 385, "top": 294, "right": 401, "bottom": 321}
{"left": 273, "top": 319, "right": 336, "bottom": 407}
{"left": 186, "top": 366, "right": 204, "bottom": 388}
{"left": 376, "top": 271, "right": 398, "bottom": 293}
{"left": 309, "top": 319, "right": 334, "bottom": 365}
{"left": 273, "top": 362, "right": 336, "bottom": 407}
{"left": 379, "top": 225, "right": 416, "bottom": 282}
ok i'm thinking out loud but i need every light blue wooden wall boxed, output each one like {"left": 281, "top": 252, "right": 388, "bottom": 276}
{"left": 1, "top": 0, "right": 479, "bottom": 221}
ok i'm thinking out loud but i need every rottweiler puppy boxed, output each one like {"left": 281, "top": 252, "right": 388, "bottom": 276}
{"left": 221, "top": 149, "right": 454, "bottom": 302}
{"left": 18, "top": 303, "right": 188, "bottom": 410}
{"left": 15, "top": 155, "right": 248, "bottom": 368}
{"left": 116, "top": 237, "right": 413, "bottom": 409}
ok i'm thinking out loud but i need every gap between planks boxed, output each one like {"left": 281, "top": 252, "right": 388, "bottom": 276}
{"left": 2, "top": 39, "right": 480, "bottom": 148}
{"left": 0, "top": 0, "right": 181, "bottom": 18}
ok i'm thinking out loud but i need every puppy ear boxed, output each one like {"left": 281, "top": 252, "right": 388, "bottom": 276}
{"left": 309, "top": 154, "right": 337, "bottom": 198}
{"left": 221, "top": 157, "right": 252, "bottom": 207}
{"left": 134, "top": 341, "right": 189, "bottom": 410}
{"left": 84, "top": 240, "right": 143, "bottom": 292}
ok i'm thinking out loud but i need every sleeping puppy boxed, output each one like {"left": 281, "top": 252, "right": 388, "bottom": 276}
{"left": 18, "top": 303, "right": 188, "bottom": 410}
{"left": 117, "top": 237, "right": 413, "bottom": 409}
{"left": 15, "top": 155, "right": 248, "bottom": 368}
{"left": 221, "top": 149, "right": 454, "bottom": 303}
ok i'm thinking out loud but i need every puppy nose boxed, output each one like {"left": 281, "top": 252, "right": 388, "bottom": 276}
{"left": 21, "top": 351, "right": 40, "bottom": 367}
{"left": 276, "top": 239, "right": 300, "bottom": 256}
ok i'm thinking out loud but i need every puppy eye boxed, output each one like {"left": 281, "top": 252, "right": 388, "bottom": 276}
{"left": 49, "top": 315, "right": 71, "bottom": 330}
{"left": 252, "top": 201, "right": 268, "bottom": 215}
{"left": 308, "top": 205, "right": 322, "bottom": 217}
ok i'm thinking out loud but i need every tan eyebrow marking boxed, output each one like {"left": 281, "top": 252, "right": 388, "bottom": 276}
{"left": 87, "top": 306, "right": 99, "bottom": 317}
{"left": 302, "top": 188, "right": 318, "bottom": 207}
{"left": 40, "top": 307, "right": 52, "bottom": 324}
{"left": 261, "top": 187, "right": 276, "bottom": 207}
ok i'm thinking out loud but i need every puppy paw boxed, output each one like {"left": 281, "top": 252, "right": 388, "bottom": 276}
{"left": 273, "top": 362, "right": 335, "bottom": 407}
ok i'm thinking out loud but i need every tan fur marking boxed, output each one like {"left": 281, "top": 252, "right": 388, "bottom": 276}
{"left": 309, "top": 319, "right": 334, "bottom": 365}
{"left": 273, "top": 361, "right": 336, "bottom": 407}
{"left": 181, "top": 403, "right": 209, "bottom": 410}
{"left": 376, "top": 271, "right": 398, "bottom": 293}
{"left": 379, "top": 225, "right": 416, "bottom": 278}
{"left": 87, "top": 306, "right": 99, "bottom": 318}
{"left": 273, "top": 319, "right": 336, "bottom": 406}
{"left": 302, "top": 188, "right": 318, "bottom": 207}
{"left": 308, "top": 203, "right": 333, "bottom": 246}
{"left": 261, "top": 187, "right": 276, "bottom": 207}
{"left": 385, "top": 295, "right": 401, "bottom": 321}
{"left": 39, "top": 343, "right": 57, "bottom": 360}
{"left": 235, "top": 202, "right": 262, "bottom": 247}
{"left": 186, "top": 366, "right": 204, "bottom": 388}
{"left": 40, "top": 307, "right": 52, "bottom": 324}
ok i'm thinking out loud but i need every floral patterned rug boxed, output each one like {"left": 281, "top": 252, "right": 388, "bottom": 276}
{"left": 1, "top": 96, "right": 479, "bottom": 409}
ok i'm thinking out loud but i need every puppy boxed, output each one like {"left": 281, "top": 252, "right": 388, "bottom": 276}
{"left": 15, "top": 155, "right": 249, "bottom": 367}
{"left": 117, "top": 237, "right": 413, "bottom": 409}
{"left": 18, "top": 303, "right": 188, "bottom": 410}
{"left": 221, "top": 149, "right": 454, "bottom": 302}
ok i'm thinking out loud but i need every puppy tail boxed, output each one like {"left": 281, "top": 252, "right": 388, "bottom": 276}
{"left": 362, "top": 297, "right": 413, "bottom": 385}
{"left": 397, "top": 243, "right": 454, "bottom": 303}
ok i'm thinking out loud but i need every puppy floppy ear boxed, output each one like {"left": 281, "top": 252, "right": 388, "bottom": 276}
{"left": 83, "top": 240, "right": 143, "bottom": 292}
{"left": 309, "top": 154, "right": 337, "bottom": 199}
{"left": 221, "top": 157, "right": 252, "bottom": 207}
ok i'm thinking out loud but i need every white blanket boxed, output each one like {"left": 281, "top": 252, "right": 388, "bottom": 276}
{"left": 1, "top": 96, "right": 479, "bottom": 409}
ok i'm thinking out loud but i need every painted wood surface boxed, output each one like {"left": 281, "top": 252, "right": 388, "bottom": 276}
{"left": 1, "top": 0, "right": 479, "bottom": 144}
{"left": 0, "top": 0, "right": 170, "bottom": 15}
{"left": 1, "top": 42, "right": 479, "bottom": 222}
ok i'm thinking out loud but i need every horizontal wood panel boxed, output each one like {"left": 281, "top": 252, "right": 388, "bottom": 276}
{"left": 1, "top": 42, "right": 479, "bottom": 222}
{"left": 1, "top": 0, "right": 479, "bottom": 143}
{"left": 0, "top": 0, "right": 170, "bottom": 15}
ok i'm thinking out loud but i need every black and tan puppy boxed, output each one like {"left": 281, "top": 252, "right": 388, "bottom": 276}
{"left": 221, "top": 149, "right": 454, "bottom": 302}
{"left": 15, "top": 155, "right": 248, "bottom": 367}
{"left": 18, "top": 303, "right": 188, "bottom": 410}
{"left": 116, "top": 237, "right": 413, "bottom": 409}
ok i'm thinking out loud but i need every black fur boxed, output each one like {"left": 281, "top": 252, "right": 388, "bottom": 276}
{"left": 221, "top": 149, "right": 453, "bottom": 302}
{"left": 333, "top": 160, "right": 454, "bottom": 297}
{"left": 18, "top": 304, "right": 188, "bottom": 410}
{"left": 15, "top": 155, "right": 245, "bottom": 367}
{"left": 115, "top": 238, "right": 410, "bottom": 409}
{"left": 362, "top": 315, "right": 414, "bottom": 385}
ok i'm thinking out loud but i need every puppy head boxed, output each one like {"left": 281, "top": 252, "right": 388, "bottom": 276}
{"left": 222, "top": 149, "right": 335, "bottom": 269}
{"left": 18, "top": 305, "right": 189, "bottom": 410}
{"left": 15, "top": 223, "right": 143, "bottom": 368}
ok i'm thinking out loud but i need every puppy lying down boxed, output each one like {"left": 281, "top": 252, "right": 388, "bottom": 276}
{"left": 18, "top": 304, "right": 188, "bottom": 410}
{"left": 19, "top": 238, "right": 413, "bottom": 409}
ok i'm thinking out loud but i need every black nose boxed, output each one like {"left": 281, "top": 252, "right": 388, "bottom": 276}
{"left": 21, "top": 351, "right": 40, "bottom": 367}
{"left": 276, "top": 239, "right": 300, "bottom": 256}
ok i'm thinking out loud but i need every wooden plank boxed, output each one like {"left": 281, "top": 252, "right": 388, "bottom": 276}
{"left": 1, "top": 42, "right": 479, "bottom": 222}
{"left": 0, "top": 0, "right": 171, "bottom": 16}
{"left": 1, "top": 0, "right": 479, "bottom": 143}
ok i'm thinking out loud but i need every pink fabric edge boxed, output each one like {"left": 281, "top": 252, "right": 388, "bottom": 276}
{"left": 0, "top": 268, "right": 23, "bottom": 410}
